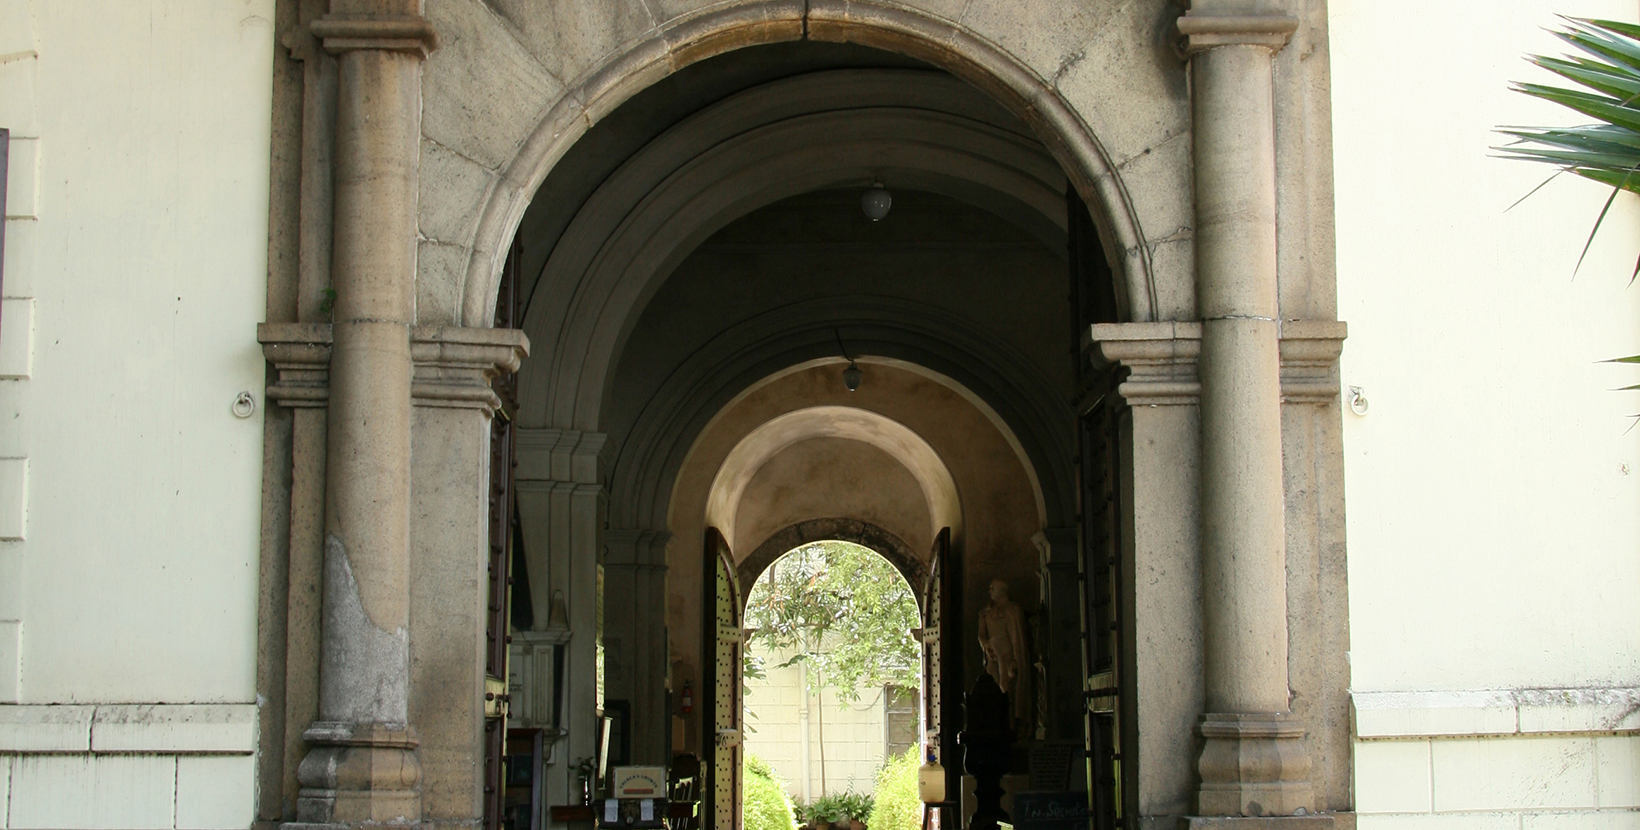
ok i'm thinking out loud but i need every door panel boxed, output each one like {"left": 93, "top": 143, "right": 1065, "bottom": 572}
{"left": 703, "top": 529, "right": 742, "bottom": 830}
{"left": 920, "top": 528, "right": 959, "bottom": 824}
{"left": 1078, "top": 392, "right": 1123, "bottom": 830}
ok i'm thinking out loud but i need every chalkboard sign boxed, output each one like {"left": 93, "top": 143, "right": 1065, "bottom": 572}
{"left": 1010, "top": 792, "right": 1087, "bottom": 830}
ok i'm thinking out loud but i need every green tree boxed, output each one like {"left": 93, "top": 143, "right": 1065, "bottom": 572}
{"left": 743, "top": 541, "right": 919, "bottom": 703}
{"left": 1498, "top": 15, "right": 1640, "bottom": 377}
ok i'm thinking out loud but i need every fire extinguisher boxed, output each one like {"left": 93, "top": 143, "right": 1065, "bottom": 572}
{"left": 681, "top": 682, "right": 694, "bottom": 714}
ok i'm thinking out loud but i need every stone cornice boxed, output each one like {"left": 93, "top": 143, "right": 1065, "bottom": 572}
{"left": 259, "top": 322, "right": 333, "bottom": 408}
{"left": 1085, "top": 320, "right": 1347, "bottom": 407}
{"left": 1277, "top": 320, "right": 1347, "bottom": 405}
{"left": 260, "top": 323, "right": 530, "bottom": 412}
{"left": 411, "top": 325, "right": 530, "bottom": 414}
{"left": 1176, "top": 12, "right": 1299, "bottom": 53}
{"left": 310, "top": 16, "right": 439, "bottom": 57}
{"left": 1088, "top": 322, "right": 1203, "bottom": 406}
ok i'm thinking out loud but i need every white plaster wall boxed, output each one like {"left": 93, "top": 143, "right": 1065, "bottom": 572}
{"left": 0, "top": 0, "right": 273, "bottom": 703}
{"left": 0, "top": 0, "right": 272, "bottom": 826}
{"left": 1332, "top": 0, "right": 1640, "bottom": 825}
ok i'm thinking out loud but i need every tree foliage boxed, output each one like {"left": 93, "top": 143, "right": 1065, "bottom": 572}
{"left": 744, "top": 541, "right": 920, "bottom": 703}
{"left": 744, "top": 753, "right": 798, "bottom": 830}
{"left": 1497, "top": 15, "right": 1640, "bottom": 386}
{"left": 864, "top": 748, "right": 922, "bottom": 830}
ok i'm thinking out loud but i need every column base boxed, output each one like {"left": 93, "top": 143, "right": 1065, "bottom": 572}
{"left": 1196, "top": 713, "right": 1313, "bottom": 817}
{"left": 1185, "top": 817, "right": 1343, "bottom": 830}
{"left": 292, "top": 721, "right": 422, "bottom": 826}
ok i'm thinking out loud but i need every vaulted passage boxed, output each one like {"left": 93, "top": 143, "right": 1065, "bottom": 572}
{"left": 497, "top": 41, "right": 1115, "bottom": 830}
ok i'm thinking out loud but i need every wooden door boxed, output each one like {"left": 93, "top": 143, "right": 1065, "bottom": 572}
{"left": 920, "top": 528, "right": 959, "bottom": 825}
{"left": 1078, "top": 394, "right": 1124, "bottom": 830}
{"left": 483, "top": 241, "right": 521, "bottom": 830}
{"left": 702, "top": 529, "right": 742, "bottom": 830}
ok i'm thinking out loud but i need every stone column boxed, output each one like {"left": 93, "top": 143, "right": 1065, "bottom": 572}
{"left": 292, "top": 8, "right": 437, "bottom": 827}
{"left": 1178, "top": 9, "right": 1314, "bottom": 817}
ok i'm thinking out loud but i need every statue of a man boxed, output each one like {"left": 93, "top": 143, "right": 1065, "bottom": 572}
{"left": 977, "top": 578, "right": 1028, "bottom": 724}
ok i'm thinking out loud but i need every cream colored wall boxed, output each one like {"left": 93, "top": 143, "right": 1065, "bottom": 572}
{"left": 1331, "top": 0, "right": 1640, "bottom": 824}
{"left": 743, "top": 644, "right": 892, "bottom": 801}
{"left": 0, "top": 0, "right": 273, "bottom": 825}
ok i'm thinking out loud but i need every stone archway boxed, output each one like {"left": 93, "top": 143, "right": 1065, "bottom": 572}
{"left": 739, "top": 519, "right": 927, "bottom": 605}
{"left": 258, "top": 1, "right": 1354, "bottom": 827}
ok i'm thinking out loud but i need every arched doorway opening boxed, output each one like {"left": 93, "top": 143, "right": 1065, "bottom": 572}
{"left": 493, "top": 29, "right": 1127, "bottom": 830}
{"left": 740, "top": 539, "right": 922, "bottom": 813}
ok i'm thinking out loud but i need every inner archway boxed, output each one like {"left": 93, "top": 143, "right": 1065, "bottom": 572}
{"left": 741, "top": 538, "right": 923, "bottom": 814}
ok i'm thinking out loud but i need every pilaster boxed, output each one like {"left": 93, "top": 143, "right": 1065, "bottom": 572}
{"left": 1031, "top": 528, "right": 1079, "bottom": 741}
{"left": 516, "top": 429, "right": 608, "bottom": 830}
{"left": 1087, "top": 322, "right": 1204, "bottom": 817}
{"left": 604, "top": 529, "right": 672, "bottom": 764}
{"left": 406, "top": 327, "right": 527, "bottom": 828}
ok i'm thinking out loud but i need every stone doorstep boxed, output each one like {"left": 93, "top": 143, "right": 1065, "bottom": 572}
{"left": 1137, "top": 816, "right": 1353, "bottom": 830}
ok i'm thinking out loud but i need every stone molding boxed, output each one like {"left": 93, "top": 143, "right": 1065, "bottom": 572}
{"left": 1197, "top": 712, "right": 1314, "bottom": 817}
{"left": 260, "top": 322, "right": 334, "bottom": 408}
{"left": 1176, "top": 12, "right": 1300, "bottom": 53}
{"left": 1089, "top": 322, "right": 1203, "bottom": 406}
{"left": 515, "top": 429, "right": 609, "bottom": 485}
{"left": 410, "top": 325, "right": 529, "bottom": 414}
{"left": 309, "top": 16, "right": 439, "bottom": 57}
{"left": 1086, "top": 321, "right": 1348, "bottom": 407}
{"left": 1277, "top": 321, "right": 1347, "bottom": 406}
{"left": 604, "top": 529, "right": 672, "bottom": 570}
{"left": 0, "top": 703, "right": 257, "bottom": 754}
{"left": 1353, "top": 687, "right": 1640, "bottom": 738}
{"left": 260, "top": 324, "right": 528, "bottom": 413}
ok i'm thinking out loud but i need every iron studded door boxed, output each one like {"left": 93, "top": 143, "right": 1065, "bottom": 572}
{"left": 702, "top": 529, "right": 742, "bottom": 830}
{"left": 920, "top": 528, "right": 958, "bottom": 827}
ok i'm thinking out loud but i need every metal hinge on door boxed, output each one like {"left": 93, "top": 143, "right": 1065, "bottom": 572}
{"left": 484, "top": 674, "right": 510, "bottom": 719}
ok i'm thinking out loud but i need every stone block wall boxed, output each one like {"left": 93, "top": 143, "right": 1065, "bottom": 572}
{"left": 1352, "top": 690, "right": 1640, "bottom": 828}
{"left": 0, "top": 705, "right": 256, "bottom": 829}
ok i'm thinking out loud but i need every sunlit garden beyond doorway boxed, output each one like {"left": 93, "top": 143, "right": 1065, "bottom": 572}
{"left": 741, "top": 541, "right": 925, "bottom": 830}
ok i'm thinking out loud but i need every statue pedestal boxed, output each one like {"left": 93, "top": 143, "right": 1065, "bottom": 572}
{"left": 959, "top": 675, "right": 1014, "bottom": 830}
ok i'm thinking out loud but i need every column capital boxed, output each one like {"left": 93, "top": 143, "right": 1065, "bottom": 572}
{"left": 310, "top": 15, "right": 439, "bottom": 58}
{"left": 605, "top": 528, "right": 673, "bottom": 570}
{"left": 516, "top": 429, "right": 610, "bottom": 485}
{"left": 260, "top": 322, "right": 334, "bottom": 408}
{"left": 1087, "top": 322, "right": 1203, "bottom": 406}
{"left": 410, "top": 325, "right": 530, "bottom": 414}
{"left": 1278, "top": 320, "right": 1348, "bottom": 405}
{"left": 1176, "top": 11, "right": 1299, "bottom": 54}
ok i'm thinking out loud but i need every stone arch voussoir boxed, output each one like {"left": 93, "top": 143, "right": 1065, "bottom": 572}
{"left": 737, "top": 518, "right": 929, "bottom": 611}
{"left": 458, "top": 0, "right": 1159, "bottom": 331}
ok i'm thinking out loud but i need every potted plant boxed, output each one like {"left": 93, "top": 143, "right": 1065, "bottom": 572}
{"left": 838, "top": 791, "right": 874, "bottom": 830}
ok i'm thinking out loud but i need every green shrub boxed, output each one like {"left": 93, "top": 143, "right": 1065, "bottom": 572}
{"left": 866, "top": 748, "right": 922, "bottom": 830}
{"left": 743, "top": 753, "right": 797, "bottom": 830}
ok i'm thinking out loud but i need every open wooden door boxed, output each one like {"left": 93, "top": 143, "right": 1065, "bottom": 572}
{"left": 483, "top": 240, "right": 521, "bottom": 830}
{"left": 920, "top": 527, "right": 959, "bottom": 826}
{"left": 1078, "top": 392, "right": 1124, "bottom": 830}
{"left": 702, "top": 529, "right": 743, "bottom": 830}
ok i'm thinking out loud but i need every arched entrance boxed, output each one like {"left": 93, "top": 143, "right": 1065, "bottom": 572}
{"left": 739, "top": 535, "right": 926, "bottom": 806}
{"left": 257, "top": 3, "right": 1353, "bottom": 829}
